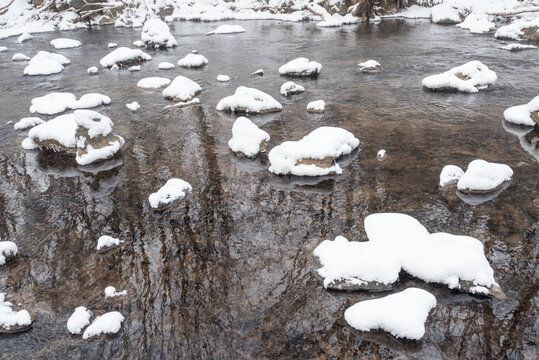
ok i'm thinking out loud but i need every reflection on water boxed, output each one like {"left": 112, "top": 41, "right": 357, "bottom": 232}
{"left": 0, "top": 19, "right": 537, "bottom": 359}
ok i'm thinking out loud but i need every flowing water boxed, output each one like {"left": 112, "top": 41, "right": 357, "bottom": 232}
{"left": 0, "top": 19, "right": 537, "bottom": 359}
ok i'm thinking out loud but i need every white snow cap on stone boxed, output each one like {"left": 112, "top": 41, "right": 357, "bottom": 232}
{"left": 12, "top": 53, "right": 30, "bottom": 61}
{"left": 307, "top": 100, "right": 325, "bottom": 113}
{"left": 137, "top": 77, "right": 171, "bottom": 89}
{"left": 216, "top": 86, "right": 282, "bottom": 114}
{"left": 495, "top": 15, "right": 539, "bottom": 40}
{"left": 108, "top": 42, "right": 118, "bottom": 48}
{"left": 67, "top": 307, "right": 91, "bottom": 334}
{"left": 82, "top": 311, "right": 125, "bottom": 339}
{"left": 252, "top": 69, "right": 264, "bottom": 76}
{"left": 17, "top": 32, "right": 33, "bottom": 43}
{"left": 27, "top": 113, "right": 77, "bottom": 148}
{"left": 456, "top": 12, "right": 495, "bottom": 34}
{"left": 75, "top": 94, "right": 111, "bottom": 109}
{"left": 162, "top": 76, "right": 202, "bottom": 101}
{"left": 431, "top": 3, "right": 461, "bottom": 24}
{"left": 14, "top": 117, "right": 45, "bottom": 130}
{"left": 0, "top": 46, "right": 7, "bottom": 52}
{"left": 50, "top": 38, "right": 81, "bottom": 49}
{"left": 440, "top": 165, "right": 464, "bottom": 187}
{"left": 24, "top": 51, "right": 70, "bottom": 76}
{"left": 100, "top": 47, "right": 151, "bottom": 67}
{"left": 87, "top": 66, "right": 98, "bottom": 75}
{"left": 0, "top": 241, "right": 17, "bottom": 265}
{"left": 141, "top": 18, "right": 177, "bottom": 48}
{"left": 126, "top": 101, "right": 140, "bottom": 112}
{"left": 358, "top": 60, "right": 381, "bottom": 70}
{"left": 128, "top": 65, "right": 141, "bottom": 72}
{"left": 280, "top": 81, "right": 305, "bottom": 96}
{"left": 499, "top": 43, "right": 537, "bottom": 51}
{"left": 104, "top": 286, "right": 127, "bottom": 298}
{"left": 96, "top": 235, "right": 121, "bottom": 251}
{"left": 228, "top": 117, "right": 270, "bottom": 157}
{"left": 504, "top": 96, "right": 539, "bottom": 126}
{"left": 217, "top": 74, "right": 230, "bottom": 82}
{"left": 279, "top": 57, "right": 322, "bottom": 77}
{"left": 30, "top": 92, "right": 110, "bottom": 115}
{"left": 159, "top": 61, "right": 175, "bottom": 70}
{"left": 422, "top": 61, "right": 497, "bottom": 93}
{"left": 149, "top": 179, "right": 192, "bottom": 209}
{"left": 177, "top": 53, "right": 208, "bottom": 68}
{"left": 457, "top": 159, "right": 513, "bottom": 193}
{"left": 344, "top": 288, "right": 436, "bottom": 340}
{"left": 0, "top": 293, "right": 32, "bottom": 331}
{"left": 132, "top": 40, "right": 145, "bottom": 47}
{"left": 268, "top": 126, "right": 359, "bottom": 176}
{"left": 207, "top": 24, "right": 246, "bottom": 35}
{"left": 377, "top": 149, "right": 386, "bottom": 160}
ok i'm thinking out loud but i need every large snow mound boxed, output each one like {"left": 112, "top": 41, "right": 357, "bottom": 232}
{"left": 228, "top": 117, "right": 270, "bottom": 157}
{"left": 216, "top": 86, "right": 282, "bottom": 114}
{"left": 30, "top": 92, "right": 110, "bottom": 116}
{"left": 431, "top": 4, "right": 462, "bottom": 24}
{"left": 422, "top": 61, "right": 497, "bottom": 93}
{"left": 457, "top": 159, "right": 513, "bottom": 194}
{"left": 141, "top": 18, "right": 177, "bottom": 48}
{"left": 279, "top": 57, "right": 322, "bottom": 77}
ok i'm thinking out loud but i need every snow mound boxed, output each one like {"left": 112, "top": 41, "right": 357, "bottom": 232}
{"left": 228, "top": 117, "right": 270, "bottom": 157}
{"left": 24, "top": 51, "right": 70, "bottom": 76}
{"left": 279, "top": 57, "right": 322, "bottom": 77}
{"left": 67, "top": 307, "right": 91, "bottom": 334}
{"left": 440, "top": 165, "right": 464, "bottom": 187}
{"left": 27, "top": 113, "right": 78, "bottom": 150}
{"left": 499, "top": 43, "right": 537, "bottom": 51}
{"left": 132, "top": 40, "right": 145, "bottom": 47}
{"left": 504, "top": 96, "right": 539, "bottom": 127}
{"left": 216, "top": 86, "right": 282, "bottom": 114}
{"left": 456, "top": 13, "right": 495, "bottom": 34}
{"left": 280, "top": 81, "right": 305, "bottom": 96}
{"left": 268, "top": 126, "right": 359, "bottom": 176}
{"left": 177, "top": 53, "right": 208, "bottom": 68}
{"left": 75, "top": 93, "right": 111, "bottom": 109}
{"left": 252, "top": 69, "right": 264, "bottom": 76}
{"left": 431, "top": 4, "right": 462, "bottom": 24}
{"left": 422, "top": 61, "right": 497, "bottom": 93}
{"left": 307, "top": 100, "right": 325, "bottom": 113}
{"left": 108, "top": 42, "right": 118, "bottom": 48}
{"left": 87, "top": 66, "right": 98, "bottom": 75}
{"left": 82, "top": 311, "right": 124, "bottom": 339}
{"left": 159, "top": 61, "right": 175, "bottom": 70}
{"left": 50, "top": 38, "right": 81, "bottom": 49}
{"left": 141, "top": 18, "right": 177, "bottom": 49}
{"left": 137, "top": 77, "right": 171, "bottom": 89}
{"left": 105, "top": 286, "right": 127, "bottom": 298}
{"left": 96, "top": 235, "right": 121, "bottom": 251}
{"left": 0, "top": 293, "right": 32, "bottom": 333}
{"left": 0, "top": 241, "right": 17, "bottom": 265}
{"left": 128, "top": 65, "right": 140, "bottom": 72}
{"left": 0, "top": 46, "right": 7, "bottom": 52}
{"left": 126, "top": 101, "right": 140, "bottom": 112}
{"left": 495, "top": 15, "right": 539, "bottom": 40}
{"left": 217, "top": 74, "right": 230, "bottom": 82}
{"left": 12, "top": 53, "right": 30, "bottom": 61}
{"left": 17, "top": 32, "right": 32, "bottom": 43}
{"left": 457, "top": 159, "right": 513, "bottom": 194}
{"left": 162, "top": 76, "right": 202, "bottom": 101}
{"left": 14, "top": 117, "right": 44, "bottom": 130}
{"left": 30, "top": 92, "right": 110, "bottom": 115}
{"left": 358, "top": 60, "right": 381, "bottom": 72}
{"left": 344, "top": 288, "right": 436, "bottom": 340}
{"left": 149, "top": 178, "right": 192, "bottom": 210}
{"left": 207, "top": 24, "right": 246, "bottom": 35}
{"left": 100, "top": 47, "right": 151, "bottom": 68}
{"left": 377, "top": 149, "right": 387, "bottom": 160}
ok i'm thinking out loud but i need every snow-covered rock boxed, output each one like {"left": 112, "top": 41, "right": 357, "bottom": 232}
{"left": 26, "top": 113, "right": 77, "bottom": 152}
{"left": 499, "top": 43, "right": 537, "bottom": 51}
{"left": 50, "top": 38, "right": 81, "bottom": 49}
{"left": 148, "top": 178, "right": 192, "bottom": 210}
{"left": 280, "top": 81, "right": 305, "bottom": 96}
{"left": 87, "top": 66, "right": 98, "bottom": 75}
{"left": 30, "top": 92, "right": 110, "bottom": 115}
{"left": 0, "top": 241, "right": 17, "bottom": 265}
{"left": 0, "top": 293, "right": 32, "bottom": 333}
{"left": 12, "top": 53, "right": 30, "bottom": 61}
{"left": 358, "top": 60, "right": 381, "bottom": 72}
{"left": 128, "top": 65, "right": 140, "bottom": 72}
{"left": 82, "top": 311, "right": 124, "bottom": 339}
{"left": 104, "top": 286, "right": 127, "bottom": 298}
{"left": 313, "top": 213, "right": 504, "bottom": 297}
{"left": 457, "top": 159, "right": 513, "bottom": 194}
{"left": 100, "top": 47, "right": 151, "bottom": 68}
{"left": 177, "top": 53, "right": 208, "bottom": 68}
{"left": 228, "top": 117, "right": 270, "bottom": 157}
{"left": 377, "top": 149, "right": 387, "bottom": 160}
{"left": 422, "top": 61, "right": 497, "bottom": 93}
{"left": 207, "top": 24, "right": 246, "bottom": 35}
{"left": 279, "top": 57, "right": 322, "bottom": 77}
{"left": 141, "top": 18, "right": 177, "bottom": 49}
{"left": 0, "top": 46, "right": 7, "bottom": 52}
{"left": 307, "top": 100, "right": 325, "bottom": 113}
{"left": 96, "top": 235, "right": 121, "bottom": 251}
{"left": 431, "top": 3, "right": 462, "bottom": 24}
{"left": 439, "top": 165, "right": 464, "bottom": 187}
{"left": 17, "top": 32, "right": 32, "bottom": 43}
{"left": 251, "top": 69, "right": 264, "bottom": 76}
{"left": 504, "top": 96, "right": 539, "bottom": 126}
{"left": 14, "top": 117, "right": 44, "bottom": 130}
{"left": 344, "top": 288, "right": 436, "bottom": 340}
{"left": 75, "top": 93, "right": 111, "bottom": 109}
{"left": 268, "top": 127, "right": 359, "bottom": 176}
{"left": 132, "top": 40, "right": 145, "bottom": 47}
{"left": 126, "top": 101, "right": 140, "bottom": 112}
{"left": 137, "top": 77, "right": 171, "bottom": 89}
{"left": 495, "top": 15, "right": 539, "bottom": 40}
{"left": 162, "top": 76, "right": 202, "bottom": 102}
{"left": 456, "top": 12, "right": 495, "bottom": 34}
{"left": 216, "top": 86, "right": 282, "bottom": 114}
{"left": 158, "top": 61, "right": 175, "bottom": 70}
{"left": 108, "top": 42, "right": 118, "bottom": 48}
{"left": 24, "top": 51, "right": 70, "bottom": 76}
{"left": 67, "top": 307, "right": 91, "bottom": 335}
{"left": 217, "top": 74, "right": 230, "bottom": 82}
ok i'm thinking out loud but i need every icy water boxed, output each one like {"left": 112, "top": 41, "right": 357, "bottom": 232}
{"left": 0, "top": 19, "right": 538, "bottom": 359}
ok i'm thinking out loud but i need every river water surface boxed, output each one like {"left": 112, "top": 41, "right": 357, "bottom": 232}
{"left": 0, "top": 19, "right": 537, "bottom": 359}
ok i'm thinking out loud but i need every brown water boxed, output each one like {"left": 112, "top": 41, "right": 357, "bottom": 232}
{"left": 0, "top": 19, "right": 537, "bottom": 359}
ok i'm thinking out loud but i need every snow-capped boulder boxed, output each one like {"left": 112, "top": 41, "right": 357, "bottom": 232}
{"left": 0, "top": 293, "right": 32, "bottom": 333}
{"left": 344, "top": 288, "right": 436, "bottom": 340}
{"left": 207, "top": 24, "right": 246, "bottom": 35}
{"left": 26, "top": 114, "right": 78, "bottom": 153}
{"left": 313, "top": 213, "right": 504, "bottom": 297}
{"left": 217, "top": 74, "right": 230, "bottom": 82}
{"left": 148, "top": 178, "right": 192, "bottom": 211}
{"left": 82, "top": 311, "right": 124, "bottom": 339}
{"left": 87, "top": 66, "right": 98, "bottom": 75}
{"left": 126, "top": 101, "right": 140, "bottom": 112}
{"left": 228, "top": 117, "right": 270, "bottom": 158}
{"left": 137, "top": 77, "right": 171, "bottom": 89}
{"left": 104, "top": 286, "right": 127, "bottom": 298}
{"left": 358, "top": 60, "right": 381, "bottom": 73}
{"left": 268, "top": 127, "right": 359, "bottom": 176}
{"left": 504, "top": 96, "right": 539, "bottom": 127}
{"left": 422, "top": 61, "right": 497, "bottom": 93}
{"left": 499, "top": 43, "right": 537, "bottom": 51}
{"left": 17, "top": 32, "right": 32, "bottom": 43}
{"left": 162, "top": 76, "right": 202, "bottom": 102}
{"left": 279, "top": 57, "right": 322, "bottom": 77}
{"left": 100, "top": 47, "right": 151, "bottom": 68}
{"left": 431, "top": 3, "right": 462, "bottom": 24}
{"left": 159, "top": 61, "right": 175, "bottom": 70}
{"left": 307, "top": 100, "right": 325, "bottom": 113}
{"left": 67, "top": 307, "right": 91, "bottom": 334}
{"left": 14, "top": 117, "right": 44, "bottom": 130}
{"left": 495, "top": 15, "right": 539, "bottom": 41}
{"left": 177, "top": 53, "right": 208, "bottom": 68}
{"left": 108, "top": 42, "right": 118, "bottom": 48}
{"left": 216, "top": 86, "right": 282, "bottom": 114}
{"left": 251, "top": 69, "right": 264, "bottom": 76}
{"left": 280, "top": 81, "right": 305, "bottom": 96}
{"left": 439, "top": 165, "right": 464, "bottom": 187}
{"left": 96, "top": 235, "right": 121, "bottom": 251}
{"left": 132, "top": 40, "right": 145, "bottom": 47}
{"left": 24, "top": 51, "right": 70, "bottom": 76}
{"left": 456, "top": 12, "right": 495, "bottom": 34}
{"left": 50, "top": 38, "right": 81, "bottom": 49}
{"left": 30, "top": 92, "right": 110, "bottom": 115}
{"left": 377, "top": 149, "right": 387, "bottom": 161}
{"left": 141, "top": 18, "right": 177, "bottom": 49}
{"left": 457, "top": 159, "right": 513, "bottom": 194}
{"left": 75, "top": 93, "right": 111, "bottom": 109}
{"left": 0, "top": 241, "right": 17, "bottom": 265}
{"left": 12, "top": 53, "right": 30, "bottom": 61}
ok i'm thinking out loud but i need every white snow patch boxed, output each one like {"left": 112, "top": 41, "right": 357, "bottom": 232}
{"left": 499, "top": 43, "right": 537, "bottom": 51}
{"left": 0, "top": 293, "right": 31, "bottom": 331}
{"left": 504, "top": 96, "right": 539, "bottom": 126}
{"left": 137, "top": 77, "right": 171, "bottom": 89}
{"left": 228, "top": 117, "right": 270, "bottom": 157}
{"left": 96, "top": 235, "right": 121, "bottom": 251}
{"left": 358, "top": 60, "right": 381, "bottom": 71}
{"left": 67, "top": 307, "right": 91, "bottom": 335}
{"left": 14, "top": 117, "right": 45, "bottom": 130}
{"left": 87, "top": 66, "right": 98, "bottom": 75}
{"left": 141, "top": 18, "right": 177, "bottom": 48}
{"left": 440, "top": 165, "right": 464, "bottom": 187}
{"left": 28, "top": 113, "right": 77, "bottom": 148}
{"left": 431, "top": 4, "right": 462, "bottom": 24}
{"left": 108, "top": 42, "right": 118, "bottom": 48}
{"left": 82, "top": 311, "right": 124, "bottom": 339}
{"left": 126, "top": 101, "right": 140, "bottom": 112}
{"left": 162, "top": 76, "right": 202, "bottom": 101}
{"left": 280, "top": 81, "right": 305, "bottom": 95}
{"left": 132, "top": 40, "right": 145, "bottom": 47}
{"left": 128, "top": 65, "right": 141, "bottom": 71}
{"left": 382, "top": 5, "right": 431, "bottom": 19}
{"left": 217, "top": 86, "right": 282, "bottom": 114}
{"left": 0, "top": 241, "right": 17, "bottom": 265}
{"left": 12, "top": 53, "right": 30, "bottom": 61}
{"left": 456, "top": 12, "right": 495, "bottom": 34}
{"left": 495, "top": 15, "right": 539, "bottom": 40}
{"left": 158, "top": 61, "right": 175, "bottom": 70}
{"left": 17, "top": 32, "right": 33, "bottom": 43}
{"left": 24, "top": 51, "right": 70, "bottom": 76}
{"left": 217, "top": 74, "right": 230, "bottom": 82}
{"left": 422, "top": 61, "right": 497, "bottom": 93}
{"left": 104, "top": 286, "right": 127, "bottom": 298}
{"left": 252, "top": 69, "right": 264, "bottom": 76}
{"left": 279, "top": 57, "right": 322, "bottom": 77}
{"left": 307, "top": 100, "right": 325, "bottom": 113}
{"left": 50, "top": 38, "right": 81, "bottom": 49}
{"left": 457, "top": 159, "right": 513, "bottom": 193}
{"left": 30, "top": 92, "right": 110, "bottom": 115}
{"left": 100, "top": 47, "right": 151, "bottom": 68}
{"left": 177, "top": 53, "right": 208, "bottom": 67}
{"left": 149, "top": 179, "right": 192, "bottom": 209}
{"left": 0, "top": 46, "right": 7, "bottom": 52}
{"left": 207, "top": 24, "right": 246, "bottom": 35}
{"left": 377, "top": 149, "right": 387, "bottom": 160}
